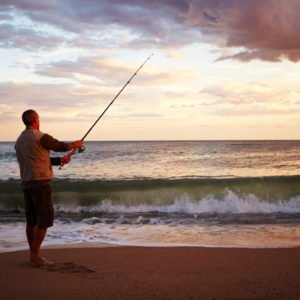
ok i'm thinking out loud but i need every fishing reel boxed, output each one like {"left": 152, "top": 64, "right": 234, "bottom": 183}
{"left": 77, "top": 145, "right": 85, "bottom": 153}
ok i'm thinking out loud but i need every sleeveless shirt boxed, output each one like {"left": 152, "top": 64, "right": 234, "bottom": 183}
{"left": 15, "top": 129, "right": 53, "bottom": 182}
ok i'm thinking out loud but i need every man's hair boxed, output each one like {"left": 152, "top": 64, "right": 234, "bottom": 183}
{"left": 22, "top": 109, "right": 37, "bottom": 126}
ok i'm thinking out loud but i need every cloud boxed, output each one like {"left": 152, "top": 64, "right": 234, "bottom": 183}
{"left": 0, "top": 81, "right": 110, "bottom": 109}
{"left": 0, "top": 111, "right": 19, "bottom": 122}
{"left": 127, "top": 112, "right": 162, "bottom": 118}
{"left": 0, "top": 0, "right": 56, "bottom": 11}
{"left": 0, "top": 80, "right": 131, "bottom": 127}
{"left": 0, "top": 0, "right": 197, "bottom": 49}
{"left": 35, "top": 56, "right": 138, "bottom": 84}
{"left": 199, "top": 83, "right": 288, "bottom": 105}
{"left": 1, "top": 1, "right": 300, "bottom": 61}
{"left": 0, "top": 11, "right": 13, "bottom": 21}
{"left": 186, "top": 0, "right": 300, "bottom": 62}
{"left": 74, "top": 111, "right": 162, "bottom": 123}
{"left": 0, "top": 23, "right": 65, "bottom": 50}
{"left": 212, "top": 105, "right": 300, "bottom": 116}
{"left": 34, "top": 55, "right": 194, "bottom": 86}
{"left": 0, "top": 79, "right": 165, "bottom": 124}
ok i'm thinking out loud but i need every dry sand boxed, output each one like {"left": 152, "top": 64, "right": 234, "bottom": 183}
{"left": 0, "top": 247, "right": 299, "bottom": 300}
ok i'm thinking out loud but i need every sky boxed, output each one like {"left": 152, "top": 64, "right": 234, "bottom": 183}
{"left": 0, "top": 0, "right": 300, "bottom": 141}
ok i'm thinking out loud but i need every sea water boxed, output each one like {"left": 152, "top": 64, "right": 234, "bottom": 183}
{"left": 0, "top": 140, "right": 300, "bottom": 252}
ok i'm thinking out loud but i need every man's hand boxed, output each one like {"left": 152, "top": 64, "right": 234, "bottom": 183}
{"left": 67, "top": 140, "right": 84, "bottom": 151}
{"left": 61, "top": 154, "right": 72, "bottom": 165}
{"left": 61, "top": 140, "right": 84, "bottom": 169}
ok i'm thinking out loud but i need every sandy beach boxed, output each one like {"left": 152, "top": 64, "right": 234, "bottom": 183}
{"left": 0, "top": 246, "right": 299, "bottom": 300}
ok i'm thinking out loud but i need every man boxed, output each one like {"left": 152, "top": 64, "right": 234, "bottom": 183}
{"left": 15, "top": 109, "right": 83, "bottom": 265}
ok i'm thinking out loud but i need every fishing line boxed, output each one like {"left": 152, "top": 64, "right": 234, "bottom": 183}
{"left": 60, "top": 54, "right": 153, "bottom": 168}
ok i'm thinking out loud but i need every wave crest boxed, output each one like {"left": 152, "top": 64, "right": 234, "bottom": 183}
{"left": 55, "top": 189, "right": 300, "bottom": 214}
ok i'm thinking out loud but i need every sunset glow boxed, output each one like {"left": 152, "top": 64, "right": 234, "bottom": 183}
{"left": 1, "top": 0, "right": 300, "bottom": 141}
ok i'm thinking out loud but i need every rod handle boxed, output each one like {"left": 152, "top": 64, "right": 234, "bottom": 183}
{"left": 59, "top": 148, "right": 76, "bottom": 170}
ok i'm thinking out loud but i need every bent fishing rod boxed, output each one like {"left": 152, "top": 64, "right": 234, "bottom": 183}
{"left": 60, "top": 54, "right": 153, "bottom": 168}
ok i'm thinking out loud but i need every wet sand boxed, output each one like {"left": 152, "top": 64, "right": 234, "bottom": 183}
{"left": 0, "top": 247, "right": 299, "bottom": 299}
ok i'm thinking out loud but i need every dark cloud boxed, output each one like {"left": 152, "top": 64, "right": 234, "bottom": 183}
{"left": 0, "top": 23, "right": 65, "bottom": 50}
{"left": 187, "top": 0, "right": 300, "bottom": 62}
{"left": 0, "top": 0, "right": 198, "bottom": 50}
{"left": 0, "top": 11, "right": 13, "bottom": 21}
{"left": 0, "top": 0, "right": 56, "bottom": 11}
{"left": 1, "top": 0, "right": 300, "bottom": 61}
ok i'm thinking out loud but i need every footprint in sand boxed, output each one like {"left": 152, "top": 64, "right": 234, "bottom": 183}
{"left": 46, "top": 262, "right": 95, "bottom": 274}
{"left": 22, "top": 262, "right": 97, "bottom": 278}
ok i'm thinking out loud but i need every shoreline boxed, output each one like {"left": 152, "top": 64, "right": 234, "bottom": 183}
{"left": 2, "top": 241, "right": 300, "bottom": 254}
{"left": 1, "top": 246, "right": 299, "bottom": 299}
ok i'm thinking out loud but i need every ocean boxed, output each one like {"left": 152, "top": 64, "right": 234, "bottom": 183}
{"left": 0, "top": 140, "right": 300, "bottom": 252}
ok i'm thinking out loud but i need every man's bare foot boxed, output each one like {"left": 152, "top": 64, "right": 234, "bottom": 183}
{"left": 30, "top": 256, "right": 54, "bottom": 266}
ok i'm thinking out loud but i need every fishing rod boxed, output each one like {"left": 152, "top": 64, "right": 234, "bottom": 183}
{"left": 60, "top": 54, "right": 153, "bottom": 168}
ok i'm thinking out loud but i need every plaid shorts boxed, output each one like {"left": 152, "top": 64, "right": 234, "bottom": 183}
{"left": 22, "top": 180, "right": 54, "bottom": 229}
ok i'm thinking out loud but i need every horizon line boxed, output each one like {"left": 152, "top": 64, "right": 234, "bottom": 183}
{"left": 1, "top": 139, "right": 300, "bottom": 143}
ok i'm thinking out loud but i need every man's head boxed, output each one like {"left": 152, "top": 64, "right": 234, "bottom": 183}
{"left": 22, "top": 109, "right": 39, "bottom": 129}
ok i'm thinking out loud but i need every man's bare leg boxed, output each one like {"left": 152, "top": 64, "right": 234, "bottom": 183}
{"left": 26, "top": 226, "right": 50, "bottom": 264}
{"left": 26, "top": 226, "right": 36, "bottom": 253}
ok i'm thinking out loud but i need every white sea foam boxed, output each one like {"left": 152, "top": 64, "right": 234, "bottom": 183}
{"left": 1, "top": 221, "right": 300, "bottom": 253}
{"left": 55, "top": 190, "right": 300, "bottom": 214}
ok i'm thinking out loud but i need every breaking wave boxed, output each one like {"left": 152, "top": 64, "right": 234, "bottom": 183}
{"left": 1, "top": 176, "right": 300, "bottom": 215}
